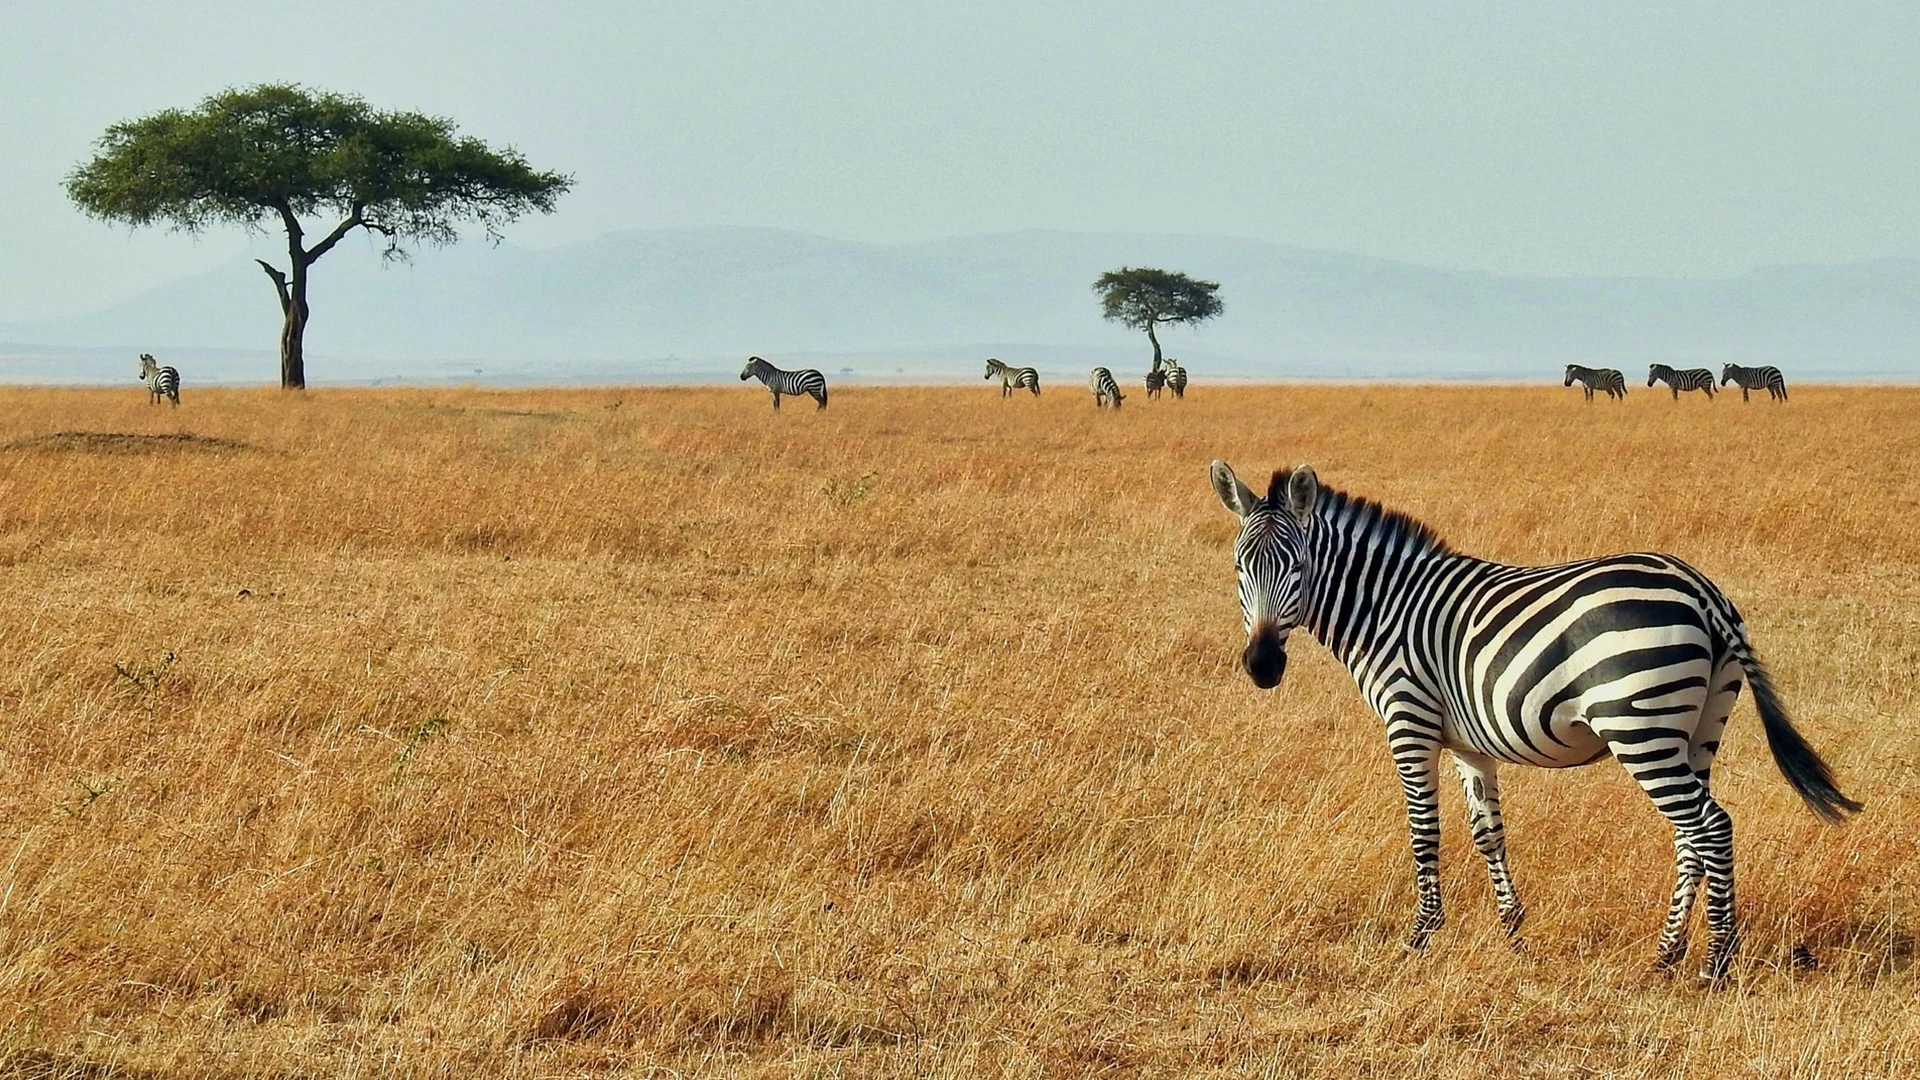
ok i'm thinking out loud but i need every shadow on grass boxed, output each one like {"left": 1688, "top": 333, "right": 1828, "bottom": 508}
{"left": 1, "top": 432, "right": 260, "bottom": 455}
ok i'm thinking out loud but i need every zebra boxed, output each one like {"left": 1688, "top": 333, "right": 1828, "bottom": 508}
{"left": 138, "top": 353, "right": 180, "bottom": 407}
{"left": 1144, "top": 367, "right": 1166, "bottom": 399}
{"left": 1564, "top": 365, "right": 1626, "bottom": 402}
{"left": 1089, "top": 367, "right": 1125, "bottom": 408}
{"left": 1164, "top": 359, "right": 1188, "bottom": 399}
{"left": 1649, "top": 364, "right": 1717, "bottom": 400}
{"left": 1721, "top": 364, "right": 1788, "bottom": 403}
{"left": 984, "top": 357, "right": 1040, "bottom": 397}
{"left": 739, "top": 356, "right": 827, "bottom": 410}
{"left": 1209, "top": 460, "right": 1859, "bottom": 981}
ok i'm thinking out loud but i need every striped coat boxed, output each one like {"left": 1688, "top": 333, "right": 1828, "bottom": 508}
{"left": 1211, "top": 461, "right": 1859, "bottom": 981}
{"left": 1163, "top": 360, "right": 1188, "bottom": 399}
{"left": 1720, "top": 364, "right": 1787, "bottom": 402}
{"left": 138, "top": 353, "right": 180, "bottom": 407}
{"left": 1648, "top": 364, "right": 1717, "bottom": 400}
{"left": 1089, "top": 367, "right": 1125, "bottom": 408}
{"left": 740, "top": 356, "right": 828, "bottom": 410}
{"left": 984, "top": 357, "right": 1040, "bottom": 397}
{"left": 1564, "top": 364, "right": 1626, "bottom": 402}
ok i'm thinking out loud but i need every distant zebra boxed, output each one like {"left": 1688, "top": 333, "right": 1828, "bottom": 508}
{"left": 1564, "top": 364, "right": 1626, "bottom": 402}
{"left": 1649, "top": 364, "right": 1718, "bottom": 400}
{"left": 740, "top": 356, "right": 827, "bottom": 410}
{"left": 984, "top": 357, "right": 1040, "bottom": 397}
{"left": 138, "top": 353, "right": 180, "bottom": 407}
{"left": 1090, "top": 367, "right": 1125, "bottom": 408}
{"left": 1721, "top": 364, "right": 1787, "bottom": 403}
{"left": 1144, "top": 367, "right": 1167, "bottom": 399}
{"left": 1210, "top": 460, "right": 1860, "bottom": 981}
{"left": 1163, "top": 359, "right": 1188, "bottom": 399}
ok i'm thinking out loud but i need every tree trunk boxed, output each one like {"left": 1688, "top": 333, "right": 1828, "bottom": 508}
{"left": 282, "top": 264, "right": 309, "bottom": 390}
{"left": 1146, "top": 322, "right": 1163, "bottom": 371}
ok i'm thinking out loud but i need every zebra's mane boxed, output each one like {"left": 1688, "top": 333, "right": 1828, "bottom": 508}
{"left": 1269, "top": 470, "right": 1453, "bottom": 556}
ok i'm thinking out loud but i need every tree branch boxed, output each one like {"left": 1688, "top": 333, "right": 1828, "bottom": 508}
{"left": 255, "top": 259, "right": 291, "bottom": 314}
{"left": 304, "top": 202, "right": 367, "bottom": 263}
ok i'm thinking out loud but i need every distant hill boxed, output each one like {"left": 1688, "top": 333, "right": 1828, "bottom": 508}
{"left": 3, "top": 228, "right": 1916, "bottom": 383}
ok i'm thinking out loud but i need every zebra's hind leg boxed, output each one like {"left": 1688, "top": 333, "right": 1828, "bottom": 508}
{"left": 1605, "top": 729, "right": 1740, "bottom": 982}
{"left": 813, "top": 388, "right": 827, "bottom": 410}
{"left": 1452, "top": 750, "right": 1525, "bottom": 938}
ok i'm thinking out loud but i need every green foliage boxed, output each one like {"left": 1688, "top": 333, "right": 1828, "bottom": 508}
{"left": 66, "top": 84, "right": 571, "bottom": 251}
{"left": 1092, "top": 267, "right": 1224, "bottom": 332}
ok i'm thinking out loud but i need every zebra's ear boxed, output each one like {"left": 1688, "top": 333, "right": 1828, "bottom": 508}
{"left": 1285, "top": 465, "right": 1319, "bottom": 525}
{"left": 1210, "top": 460, "right": 1257, "bottom": 518}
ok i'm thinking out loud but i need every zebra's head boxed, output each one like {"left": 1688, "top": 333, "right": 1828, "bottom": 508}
{"left": 983, "top": 358, "right": 1000, "bottom": 379}
{"left": 1211, "top": 460, "right": 1319, "bottom": 690}
{"left": 740, "top": 356, "right": 766, "bottom": 381}
{"left": 1647, "top": 364, "right": 1664, "bottom": 386}
{"left": 139, "top": 353, "right": 158, "bottom": 378}
{"left": 1563, "top": 365, "right": 1577, "bottom": 387}
{"left": 1719, "top": 364, "right": 1735, "bottom": 385}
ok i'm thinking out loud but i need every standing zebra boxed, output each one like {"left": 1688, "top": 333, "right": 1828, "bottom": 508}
{"left": 1163, "top": 359, "right": 1188, "bottom": 399}
{"left": 1089, "top": 367, "right": 1125, "bottom": 408}
{"left": 1564, "top": 365, "right": 1626, "bottom": 402}
{"left": 1721, "top": 364, "right": 1788, "bottom": 402}
{"left": 1648, "top": 364, "right": 1717, "bottom": 400}
{"left": 1209, "top": 460, "right": 1859, "bottom": 980}
{"left": 984, "top": 357, "right": 1040, "bottom": 397}
{"left": 138, "top": 353, "right": 180, "bottom": 407}
{"left": 1144, "top": 367, "right": 1166, "bottom": 399}
{"left": 739, "top": 356, "right": 827, "bottom": 410}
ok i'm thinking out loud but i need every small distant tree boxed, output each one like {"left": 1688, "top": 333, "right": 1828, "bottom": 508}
{"left": 1093, "top": 267, "right": 1224, "bottom": 371}
{"left": 66, "top": 84, "right": 572, "bottom": 388}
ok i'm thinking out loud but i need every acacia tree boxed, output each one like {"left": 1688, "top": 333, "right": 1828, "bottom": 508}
{"left": 67, "top": 84, "right": 572, "bottom": 388}
{"left": 1092, "top": 267, "right": 1224, "bottom": 371}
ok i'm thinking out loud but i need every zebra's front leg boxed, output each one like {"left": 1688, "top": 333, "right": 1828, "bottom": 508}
{"left": 770, "top": 390, "right": 782, "bottom": 410}
{"left": 1452, "top": 750, "right": 1525, "bottom": 938}
{"left": 1392, "top": 733, "right": 1446, "bottom": 948}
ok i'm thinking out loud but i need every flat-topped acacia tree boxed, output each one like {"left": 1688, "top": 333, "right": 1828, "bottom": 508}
{"left": 66, "top": 84, "right": 572, "bottom": 389}
{"left": 1093, "top": 267, "right": 1224, "bottom": 372}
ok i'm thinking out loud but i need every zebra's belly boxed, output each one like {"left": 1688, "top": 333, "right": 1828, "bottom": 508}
{"left": 1442, "top": 710, "right": 1608, "bottom": 767}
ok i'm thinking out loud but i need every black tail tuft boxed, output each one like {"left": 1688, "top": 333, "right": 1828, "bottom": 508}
{"left": 1746, "top": 656, "right": 1861, "bottom": 823}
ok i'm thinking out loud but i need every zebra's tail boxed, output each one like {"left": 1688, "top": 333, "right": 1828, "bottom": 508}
{"left": 1725, "top": 633, "right": 1861, "bottom": 823}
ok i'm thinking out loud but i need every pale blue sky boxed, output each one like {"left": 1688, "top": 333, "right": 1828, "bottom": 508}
{"left": 4, "top": 1, "right": 1917, "bottom": 322}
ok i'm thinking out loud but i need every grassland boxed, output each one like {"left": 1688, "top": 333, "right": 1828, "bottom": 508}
{"left": 0, "top": 382, "right": 1914, "bottom": 1078}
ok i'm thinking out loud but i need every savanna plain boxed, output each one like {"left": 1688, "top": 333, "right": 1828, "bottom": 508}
{"left": 0, "top": 382, "right": 1915, "bottom": 1079}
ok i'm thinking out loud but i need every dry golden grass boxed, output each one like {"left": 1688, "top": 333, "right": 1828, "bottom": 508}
{"left": 0, "top": 382, "right": 1914, "bottom": 1078}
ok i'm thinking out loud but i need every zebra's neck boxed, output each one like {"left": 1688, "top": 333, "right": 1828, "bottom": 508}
{"left": 1300, "top": 488, "right": 1453, "bottom": 670}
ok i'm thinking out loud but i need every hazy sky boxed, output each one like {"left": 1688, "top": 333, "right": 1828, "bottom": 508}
{"left": 4, "top": 1, "right": 1917, "bottom": 322}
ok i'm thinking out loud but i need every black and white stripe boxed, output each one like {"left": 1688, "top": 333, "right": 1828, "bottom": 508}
{"left": 740, "top": 356, "right": 828, "bottom": 410}
{"left": 1649, "top": 364, "right": 1717, "bottom": 400}
{"left": 1721, "top": 364, "right": 1787, "bottom": 403}
{"left": 138, "top": 353, "right": 180, "bottom": 407}
{"left": 1210, "top": 461, "right": 1859, "bottom": 980}
{"left": 1163, "top": 359, "right": 1188, "bottom": 399}
{"left": 1564, "top": 364, "right": 1626, "bottom": 402}
{"left": 984, "top": 357, "right": 1040, "bottom": 397}
{"left": 1144, "top": 367, "right": 1166, "bottom": 399}
{"left": 1089, "top": 367, "right": 1125, "bottom": 408}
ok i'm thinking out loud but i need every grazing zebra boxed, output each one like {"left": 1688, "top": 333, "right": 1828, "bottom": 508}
{"left": 1564, "top": 365, "right": 1626, "bottom": 402}
{"left": 739, "top": 356, "right": 827, "bottom": 410}
{"left": 1089, "top": 367, "right": 1125, "bottom": 408}
{"left": 138, "top": 353, "right": 180, "bottom": 407}
{"left": 984, "top": 357, "right": 1040, "bottom": 397}
{"left": 1209, "top": 460, "right": 1859, "bottom": 981}
{"left": 1648, "top": 364, "right": 1717, "bottom": 400}
{"left": 1145, "top": 367, "right": 1167, "bottom": 399}
{"left": 1721, "top": 364, "right": 1788, "bottom": 403}
{"left": 1164, "top": 359, "right": 1188, "bottom": 399}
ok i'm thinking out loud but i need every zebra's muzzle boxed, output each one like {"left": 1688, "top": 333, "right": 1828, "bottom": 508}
{"left": 1244, "top": 628, "right": 1288, "bottom": 689}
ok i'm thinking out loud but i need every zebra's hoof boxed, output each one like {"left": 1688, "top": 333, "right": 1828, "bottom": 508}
{"left": 1499, "top": 905, "right": 1527, "bottom": 935}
